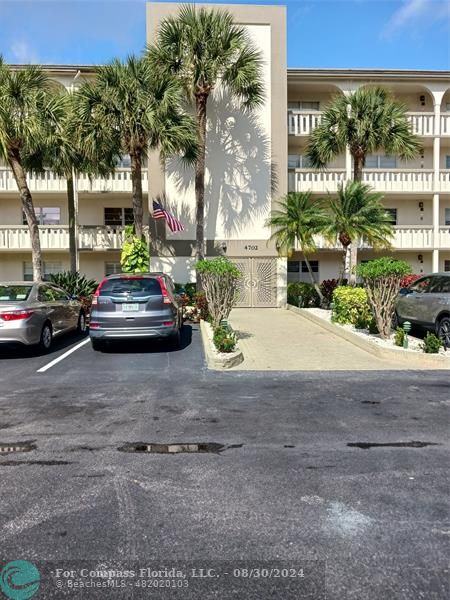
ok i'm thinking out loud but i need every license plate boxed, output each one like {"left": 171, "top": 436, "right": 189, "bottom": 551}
{"left": 122, "top": 303, "right": 139, "bottom": 312}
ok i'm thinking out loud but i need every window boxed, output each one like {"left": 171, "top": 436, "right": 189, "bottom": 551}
{"left": 104, "top": 208, "right": 133, "bottom": 226}
{"left": 116, "top": 155, "right": 131, "bottom": 168}
{"left": 301, "top": 260, "right": 319, "bottom": 273}
{"left": 385, "top": 208, "right": 398, "bottom": 225}
{"left": 288, "top": 101, "right": 320, "bottom": 111}
{"left": 0, "top": 285, "right": 32, "bottom": 302}
{"left": 23, "top": 261, "right": 62, "bottom": 282}
{"left": 409, "top": 276, "right": 431, "bottom": 293}
{"left": 105, "top": 262, "right": 122, "bottom": 276}
{"left": 23, "top": 207, "right": 60, "bottom": 225}
{"left": 446, "top": 156, "right": 450, "bottom": 169}
{"left": 38, "top": 284, "right": 68, "bottom": 302}
{"left": 444, "top": 260, "right": 450, "bottom": 272}
{"left": 288, "top": 155, "right": 313, "bottom": 169}
{"left": 445, "top": 208, "right": 450, "bottom": 226}
{"left": 99, "top": 277, "right": 161, "bottom": 297}
{"left": 287, "top": 261, "right": 300, "bottom": 273}
{"left": 429, "top": 276, "right": 450, "bottom": 294}
{"left": 365, "top": 155, "right": 397, "bottom": 169}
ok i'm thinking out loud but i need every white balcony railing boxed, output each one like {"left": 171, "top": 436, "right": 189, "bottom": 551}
{"left": 288, "top": 111, "right": 447, "bottom": 137}
{"left": 439, "top": 227, "right": 450, "bottom": 249}
{"left": 310, "top": 226, "right": 434, "bottom": 251}
{"left": 0, "top": 225, "right": 150, "bottom": 251}
{"left": 0, "top": 168, "right": 148, "bottom": 194}
{"left": 291, "top": 169, "right": 347, "bottom": 193}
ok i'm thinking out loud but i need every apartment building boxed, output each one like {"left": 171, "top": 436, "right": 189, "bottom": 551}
{"left": 0, "top": 2, "right": 449, "bottom": 307}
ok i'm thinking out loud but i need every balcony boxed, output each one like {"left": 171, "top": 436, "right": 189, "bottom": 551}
{"left": 0, "top": 225, "right": 149, "bottom": 251}
{"left": 310, "top": 227, "right": 436, "bottom": 251}
{"left": 290, "top": 168, "right": 448, "bottom": 193}
{"left": 288, "top": 111, "right": 450, "bottom": 137}
{"left": 439, "top": 227, "right": 450, "bottom": 249}
{"left": 0, "top": 168, "right": 148, "bottom": 194}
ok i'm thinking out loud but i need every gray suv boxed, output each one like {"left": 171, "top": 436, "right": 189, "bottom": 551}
{"left": 89, "top": 273, "right": 183, "bottom": 351}
{"left": 396, "top": 273, "right": 450, "bottom": 347}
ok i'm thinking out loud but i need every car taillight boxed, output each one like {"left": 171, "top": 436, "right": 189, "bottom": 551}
{"left": 163, "top": 321, "right": 174, "bottom": 326}
{"left": 91, "top": 278, "right": 108, "bottom": 306}
{"left": 89, "top": 322, "right": 100, "bottom": 329}
{"left": 0, "top": 310, "right": 34, "bottom": 321}
{"left": 157, "top": 277, "right": 172, "bottom": 305}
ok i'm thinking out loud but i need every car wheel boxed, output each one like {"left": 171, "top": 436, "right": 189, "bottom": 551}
{"left": 77, "top": 311, "right": 87, "bottom": 333}
{"left": 38, "top": 323, "right": 53, "bottom": 353}
{"left": 91, "top": 338, "right": 104, "bottom": 352}
{"left": 436, "top": 316, "right": 450, "bottom": 348}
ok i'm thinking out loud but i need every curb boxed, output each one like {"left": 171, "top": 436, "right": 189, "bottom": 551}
{"left": 287, "top": 304, "right": 450, "bottom": 369}
{"left": 199, "top": 320, "right": 244, "bottom": 369}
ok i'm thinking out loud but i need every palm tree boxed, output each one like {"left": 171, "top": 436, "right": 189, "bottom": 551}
{"left": 322, "top": 181, "right": 394, "bottom": 281}
{"left": 307, "top": 86, "right": 421, "bottom": 181}
{"left": 148, "top": 4, "right": 264, "bottom": 288}
{"left": 72, "top": 56, "right": 197, "bottom": 239}
{"left": 0, "top": 58, "right": 65, "bottom": 281}
{"left": 44, "top": 91, "right": 117, "bottom": 273}
{"left": 266, "top": 192, "right": 330, "bottom": 301}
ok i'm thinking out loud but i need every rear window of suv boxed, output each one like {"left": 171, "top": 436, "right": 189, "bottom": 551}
{"left": 99, "top": 277, "right": 162, "bottom": 297}
{"left": 0, "top": 285, "right": 32, "bottom": 301}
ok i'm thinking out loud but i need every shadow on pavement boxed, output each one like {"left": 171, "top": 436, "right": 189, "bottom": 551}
{"left": 94, "top": 325, "right": 194, "bottom": 354}
{"left": 0, "top": 331, "right": 88, "bottom": 360}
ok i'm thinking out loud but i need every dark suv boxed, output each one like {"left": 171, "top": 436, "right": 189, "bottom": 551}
{"left": 89, "top": 273, "right": 183, "bottom": 351}
{"left": 396, "top": 272, "right": 450, "bottom": 347}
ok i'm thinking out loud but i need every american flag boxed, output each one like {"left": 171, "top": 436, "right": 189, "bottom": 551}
{"left": 152, "top": 200, "right": 185, "bottom": 233}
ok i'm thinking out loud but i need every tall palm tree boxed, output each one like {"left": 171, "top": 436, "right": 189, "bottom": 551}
{"left": 307, "top": 86, "right": 421, "bottom": 181}
{"left": 266, "top": 192, "right": 330, "bottom": 301}
{"left": 322, "top": 181, "right": 394, "bottom": 281}
{"left": 44, "top": 91, "right": 117, "bottom": 273}
{"left": 0, "top": 58, "right": 65, "bottom": 281}
{"left": 148, "top": 4, "right": 264, "bottom": 288}
{"left": 72, "top": 56, "right": 197, "bottom": 239}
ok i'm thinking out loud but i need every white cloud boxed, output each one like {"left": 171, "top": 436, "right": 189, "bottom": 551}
{"left": 382, "top": 0, "right": 450, "bottom": 38}
{"left": 10, "top": 41, "right": 40, "bottom": 64}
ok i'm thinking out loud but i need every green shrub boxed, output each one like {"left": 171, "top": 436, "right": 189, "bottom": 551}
{"left": 394, "top": 327, "right": 406, "bottom": 347}
{"left": 287, "top": 282, "right": 320, "bottom": 308}
{"left": 196, "top": 257, "right": 241, "bottom": 328}
{"left": 49, "top": 271, "right": 97, "bottom": 299}
{"left": 331, "top": 286, "right": 369, "bottom": 325}
{"left": 175, "top": 282, "right": 196, "bottom": 303}
{"left": 195, "top": 292, "right": 209, "bottom": 321}
{"left": 422, "top": 333, "right": 442, "bottom": 354}
{"left": 320, "top": 278, "right": 347, "bottom": 306}
{"left": 356, "top": 257, "right": 412, "bottom": 339}
{"left": 368, "top": 318, "right": 379, "bottom": 334}
{"left": 213, "top": 325, "right": 237, "bottom": 353}
{"left": 354, "top": 313, "right": 370, "bottom": 329}
{"left": 120, "top": 225, "right": 149, "bottom": 273}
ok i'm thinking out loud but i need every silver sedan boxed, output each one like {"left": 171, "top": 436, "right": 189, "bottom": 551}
{"left": 0, "top": 281, "right": 86, "bottom": 352}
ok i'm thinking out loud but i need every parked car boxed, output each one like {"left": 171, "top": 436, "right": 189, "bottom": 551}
{"left": 0, "top": 281, "right": 86, "bottom": 352}
{"left": 89, "top": 273, "right": 183, "bottom": 351}
{"left": 395, "top": 273, "right": 450, "bottom": 347}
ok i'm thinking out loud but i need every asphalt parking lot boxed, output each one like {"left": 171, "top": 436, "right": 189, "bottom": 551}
{"left": 0, "top": 325, "right": 449, "bottom": 599}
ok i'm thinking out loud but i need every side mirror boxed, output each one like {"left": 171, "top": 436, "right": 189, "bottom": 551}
{"left": 399, "top": 287, "right": 410, "bottom": 296}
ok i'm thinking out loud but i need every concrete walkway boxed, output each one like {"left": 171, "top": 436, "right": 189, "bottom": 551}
{"left": 229, "top": 308, "right": 405, "bottom": 371}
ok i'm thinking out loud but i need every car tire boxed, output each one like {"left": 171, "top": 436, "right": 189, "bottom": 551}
{"left": 77, "top": 311, "right": 87, "bottom": 333}
{"left": 436, "top": 316, "right": 450, "bottom": 349}
{"left": 91, "top": 338, "right": 104, "bottom": 352}
{"left": 38, "top": 322, "right": 53, "bottom": 353}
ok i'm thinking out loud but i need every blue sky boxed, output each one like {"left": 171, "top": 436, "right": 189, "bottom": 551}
{"left": 0, "top": 0, "right": 449, "bottom": 69}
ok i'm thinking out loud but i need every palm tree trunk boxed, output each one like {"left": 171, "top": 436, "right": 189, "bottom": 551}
{"left": 342, "top": 244, "right": 351, "bottom": 282}
{"left": 353, "top": 154, "right": 363, "bottom": 182}
{"left": 67, "top": 175, "right": 77, "bottom": 273}
{"left": 195, "top": 92, "right": 208, "bottom": 291}
{"left": 130, "top": 151, "right": 144, "bottom": 239}
{"left": 303, "top": 254, "right": 324, "bottom": 303}
{"left": 8, "top": 151, "right": 42, "bottom": 281}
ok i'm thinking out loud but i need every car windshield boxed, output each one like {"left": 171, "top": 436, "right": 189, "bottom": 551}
{"left": 0, "top": 285, "right": 32, "bottom": 302}
{"left": 99, "top": 277, "right": 161, "bottom": 297}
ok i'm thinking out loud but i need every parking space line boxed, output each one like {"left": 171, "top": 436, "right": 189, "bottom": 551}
{"left": 37, "top": 337, "right": 91, "bottom": 373}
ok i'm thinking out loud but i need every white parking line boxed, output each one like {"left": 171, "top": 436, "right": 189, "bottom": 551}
{"left": 37, "top": 337, "right": 91, "bottom": 373}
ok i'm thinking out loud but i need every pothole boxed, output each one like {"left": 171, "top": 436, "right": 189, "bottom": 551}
{"left": 0, "top": 442, "right": 36, "bottom": 454}
{"left": 118, "top": 442, "right": 225, "bottom": 454}
{"left": 347, "top": 441, "right": 440, "bottom": 449}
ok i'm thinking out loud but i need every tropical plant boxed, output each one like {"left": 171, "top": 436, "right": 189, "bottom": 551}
{"left": 0, "top": 58, "right": 65, "bottom": 280}
{"left": 331, "top": 286, "right": 370, "bottom": 325}
{"left": 322, "top": 181, "right": 394, "bottom": 281}
{"left": 320, "top": 278, "right": 347, "bottom": 307}
{"left": 121, "top": 226, "right": 150, "bottom": 273}
{"left": 49, "top": 271, "right": 97, "bottom": 298}
{"left": 267, "top": 191, "right": 330, "bottom": 301}
{"left": 196, "top": 257, "right": 241, "bottom": 328}
{"left": 213, "top": 325, "right": 237, "bottom": 353}
{"left": 148, "top": 4, "right": 264, "bottom": 289}
{"left": 72, "top": 55, "right": 197, "bottom": 239}
{"left": 399, "top": 273, "right": 420, "bottom": 289}
{"left": 394, "top": 327, "right": 406, "bottom": 347}
{"left": 287, "top": 282, "right": 320, "bottom": 308}
{"left": 422, "top": 332, "right": 442, "bottom": 354}
{"left": 356, "top": 257, "right": 411, "bottom": 339}
{"left": 306, "top": 85, "right": 421, "bottom": 182}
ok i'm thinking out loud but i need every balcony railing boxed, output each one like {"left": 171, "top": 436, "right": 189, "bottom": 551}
{"left": 310, "top": 227, "right": 435, "bottom": 251}
{"left": 0, "top": 168, "right": 148, "bottom": 194}
{"left": 290, "top": 168, "right": 447, "bottom": 193}
{"left": 288, "top": 111, "right": 448, "bottom": 137}
{"left": 0, "top": 225, "right": 149, "bottom": 251}
{"left": 439, "top": 227, "right": 450, "bottom": 249}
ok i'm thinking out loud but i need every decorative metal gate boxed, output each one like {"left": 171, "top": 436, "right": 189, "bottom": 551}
{"left": 232, "top": 258, "right": 277, "bottom": 307}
